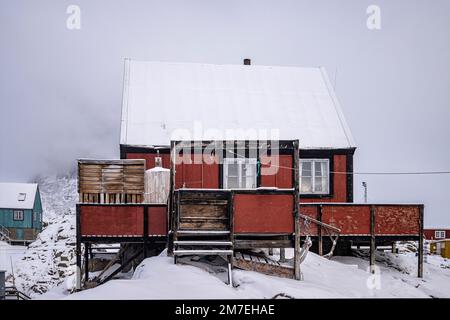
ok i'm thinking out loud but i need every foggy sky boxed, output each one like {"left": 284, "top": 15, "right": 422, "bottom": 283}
{"left": 1, "top": 0, "right": 449, "bottom": 227}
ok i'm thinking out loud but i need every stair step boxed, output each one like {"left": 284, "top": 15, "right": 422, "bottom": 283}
{"left": 174, "top": 241, "right": 233, "bottom": 246}
{"left": 174, "top": 249, "right": 234, "bottom": 256}
{"left": 177, "top": 230, "right": 230, "bottom": 235}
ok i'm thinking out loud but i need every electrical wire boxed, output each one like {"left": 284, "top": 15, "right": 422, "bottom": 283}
{"left": 222, "top": 149, "right": 450, "bottom": 176}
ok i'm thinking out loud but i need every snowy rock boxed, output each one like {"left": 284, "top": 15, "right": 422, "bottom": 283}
{"left": 8, "top": 175, "right": 78, "bottom": 297}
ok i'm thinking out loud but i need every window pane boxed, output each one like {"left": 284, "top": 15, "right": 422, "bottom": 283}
{"left": 301, "top": 177, "right": 312, "bottom": 193}
{"left": 228, "top": 162, "right": 238, "bottom": 177}
{"left": 314, "top": 162, "right": 322, "bottom": 176}
{"left": 315, "top": 177, "right": 323, "bottom": 192}
{"left": 301, "top": 161, "right": 312, "bottom": 176}
{"left": 227, "top": 176, "right": 239, "bottom": 188}
{"left": 243, "top": 163, "right": 256, "bottom": 188}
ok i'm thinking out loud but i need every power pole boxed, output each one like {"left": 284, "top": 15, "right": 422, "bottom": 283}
{"left": 362, "top": 182, "right": 368, "bottom": 203}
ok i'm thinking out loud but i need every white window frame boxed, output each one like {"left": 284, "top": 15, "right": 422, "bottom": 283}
{"left": 223, "top": 158, "right": 257, "bottom": 189}
{"left": 435, "top": 230, "right": 446, "bottom": 239}
{"left": 299, "top": 159, "right": 330, "bottom": 194}
{"left": 13, "top": 210, "right": 24, "bottom": 221}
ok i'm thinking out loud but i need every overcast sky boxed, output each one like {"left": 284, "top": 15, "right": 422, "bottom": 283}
{"left": 1, "top": 0, "right": 449, "bottom": 227}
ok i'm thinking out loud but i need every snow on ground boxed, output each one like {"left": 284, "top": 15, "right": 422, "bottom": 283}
{"left": 334, "top": 249, "right": 450, "bottom": 298}
{"left": 0, "top": 241, "right": 26, "bottom": 273}
{"left": 5, "top": 175, "right": 77, "bottom": 297}
{"left": 60, "top": 248, "right": 450, "bottom": 300}
{"left": 3, "top": 175, "right": 450, "bottom": 299}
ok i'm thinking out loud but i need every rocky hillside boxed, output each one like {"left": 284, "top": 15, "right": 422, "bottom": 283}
{"left": 8, "top": 175, "right": 78, "bottom": 297}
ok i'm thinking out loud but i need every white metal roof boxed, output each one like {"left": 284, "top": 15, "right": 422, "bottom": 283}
{"left": 120, "top": 60, "right": 355, "bottom": 149}
{"left": 0, "top": 183, "right": 38, "bottom": 210}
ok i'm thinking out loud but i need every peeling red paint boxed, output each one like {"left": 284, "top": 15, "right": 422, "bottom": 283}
{"left": 234, "top": 194, "right": 294, "bottom": 233}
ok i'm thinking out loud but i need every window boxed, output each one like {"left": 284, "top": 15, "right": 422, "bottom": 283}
{"left": 13, "top": 210, "right": 24, "bottom": 221}
{"left": 18, "top": 193, "right": 26, "bottom": 201}
{"left": 33, "top": 211, "right": 38, "bottom": 221}
{"left": 435, "top": 230, "right": 446, "bottom": 239}
{"left": 300, "top": 159, "right": 329, "bottom": 194}
{"left": 223, "top": 158, "right": 257, "bottom": 189}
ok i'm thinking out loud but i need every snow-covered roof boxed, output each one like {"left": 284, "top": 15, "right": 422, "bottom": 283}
{"left": 120, "top": 60, "right": 355, "bottom": 149}
{"left": 0, "top": 183, "right": 38, "bottom": 210}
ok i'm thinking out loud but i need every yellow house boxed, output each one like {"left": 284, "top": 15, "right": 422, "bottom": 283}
{"left": 430, "top": 240, "right": 450, "bottom": 259}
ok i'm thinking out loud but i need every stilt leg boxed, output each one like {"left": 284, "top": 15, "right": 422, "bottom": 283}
{"left": 279, "top": 248, "right": 286, "bottom": 263}
{"left": 227, "top": 255, "right": 233, "bottom": 287}
{"left": 84, "top": 243, "right": 90, "bottom": 283}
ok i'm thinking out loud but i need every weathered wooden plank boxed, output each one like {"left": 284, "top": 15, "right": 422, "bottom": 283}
{"left": 232, "top": 257, "right": 295, "bottom": 279}
{"left": 234, "top": 240, "right": 292, "bottom": 249}
{"left": 178, "top": 220, "right": 227, "bottom": 230}
{"left": 179, "top": 204, "right": 227, "bottom": 218}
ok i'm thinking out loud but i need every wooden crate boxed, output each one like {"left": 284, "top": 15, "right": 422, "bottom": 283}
{"left": 78, "top": 159, "right": 145, "bottom": 203}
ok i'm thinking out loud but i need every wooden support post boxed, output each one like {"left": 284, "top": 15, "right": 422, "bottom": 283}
{"left": 418, "top": 205, "right": 424, "bottom": 278}
{"left": 227, "top": 255, "right": 233, "bottom": 287}
{"left": 75, "top": 204, "right": 82, "bottom": 290}
{"left": 99, "top": 249, "right": 143, "bottom": 285}
{"left": 143, "top": 206, "right": 149, "bottom": 259}
{"left": 392, "top": 242, "right": 397, "bottom": 254}
{"left": 370, "top": 205, "right": 376, "bottom": 274}
{"left": 318, "top": 205, "right": 323, "bottom": 256}
{"left": 293, "top": 140, "right": 301, "bottom": 280}
{"left": 84, "top": 242, "right": 90, "bottom": 283}
{"left": 294, "top": 216, "right": 301, "bottom": 280}
{"left": 173, "top": 191, "right": 180, "bottom": 264}
{"left": 167, "top": 141, "right": 176, "bottom": 256}
{"left": 268, "top": 248, "right": 274, "bottom": 256}
{"left": 279, "top": 248, "right": 286, "bottom": 263}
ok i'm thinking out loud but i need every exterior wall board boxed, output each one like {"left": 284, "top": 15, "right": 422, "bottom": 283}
{"left": 126, "top": 153, "right": 170, "bottom": 169}
{"left": 260, "top": 155, "right": 293, "bottom": 188}
{"left": 80, "top": 206, "right": 144, "bottom": 236}
{"left": 148, "top": 206, "right": 168, "bottom": 236}
{"left": 375, "top": 206, "right": 420, "bottom": 235}
{"left": 234, "top": 194, "right": 294, "bottom": 234}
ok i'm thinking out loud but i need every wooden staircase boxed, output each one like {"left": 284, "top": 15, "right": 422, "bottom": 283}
{"left": 0, "top": 225, "right": 12, "bottom": 244}
{"left": 173, "top": 190, "right": 234, "bottom": 286}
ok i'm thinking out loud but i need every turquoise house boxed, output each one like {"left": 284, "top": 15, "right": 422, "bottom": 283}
{"left": 0, "top": 183, "right": 43, "bottom": 242}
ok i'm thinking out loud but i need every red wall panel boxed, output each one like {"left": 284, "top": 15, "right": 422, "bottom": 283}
{"left": 300, "top": 154, "right": 347, "bottom": 203}
{"left": 234, "top": 194, "right": 294, "bottom": 233}
{"left": 175, "top": 154, "right": 219, "bottom": 189}
{"left": 322, "top": 205, "right": 371, "bottom": 235}
{"left": 148, "top": 206, "right": 167, "bottom": 236}
{"left": 126, "top": 153, "right": 170, "bottom": 169}
{"left": 80, "top": 206, "right": 144, "bottom": 236}
{"left": 375, "top": 206, "right": 420, "bottom": 235}
{"left": 260, "top": 155, "right": 293, "bottom": 188}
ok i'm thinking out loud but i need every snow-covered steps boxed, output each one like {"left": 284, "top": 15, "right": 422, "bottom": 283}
{"left": 176, "top": 230, "right": 230, "bottom": 235}
{"left": 173, "top": 249, "right": 234, "bottom": 256}
{"left": 174, "top": 241, "right": 233, "bottom": 246}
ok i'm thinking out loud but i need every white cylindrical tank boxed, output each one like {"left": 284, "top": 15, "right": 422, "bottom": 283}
{"left": 144, "top": 157, "right": 170, "bottom": 204}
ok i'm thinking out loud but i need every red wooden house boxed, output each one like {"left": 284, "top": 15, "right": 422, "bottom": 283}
{"left": 424, "top": 228, "right": 450, "bottom": 241}
{"left": 76, "top": 60, "right": 424, "bottom": 287}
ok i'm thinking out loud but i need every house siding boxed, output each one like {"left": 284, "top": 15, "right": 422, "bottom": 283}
{"left": 33, "top": 188, "right": 43, "bottom": 230}
{"left": 424, "top": 229, "right": 450, "bottom": 240}
{"left": 0, "top": 208, "right": 33, "bottom": 228}
{"left": 123, "top": 146, "right": 354, "bottom": 203}
{"left": 0, "top": 188, "right": 43, "bottom": 240}
{"left": 300, "top": 154, "right": 349, "bottom": 203}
